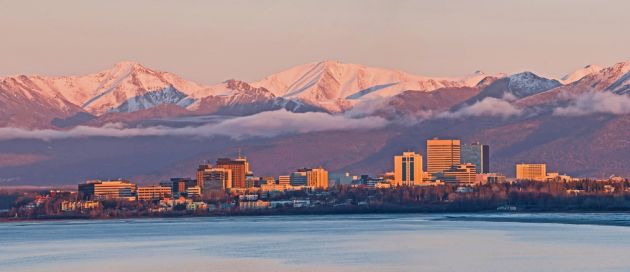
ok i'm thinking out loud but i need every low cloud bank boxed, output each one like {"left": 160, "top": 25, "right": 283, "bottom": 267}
{"left": 3, "top": 92, "right": 628, "bottom": 141}
{"left": 554, "top": 91, "right": 630, "bottom": 116}
{"left": 438, "top": 97, "right": 523, "bottom": 119}
{"left": 0, "top": 110, "right": 388, "bottom": 141}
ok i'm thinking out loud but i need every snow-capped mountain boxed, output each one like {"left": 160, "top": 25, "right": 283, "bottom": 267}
{"left": 566, "top": 61, "right": 630, "bottom": 94}
{"left": 3, "top": 59, "right": 630, "bottom": 129}
{"left": 0, "top": 61, "right": 215, "bottom": 116}
{"left": 191, "top": 79, "right": 319, "bottom": 116}
{"left": 0, "top": 75, "right": 84, "bottom": 128}
{"left": 455, "top": 71, "right": 561, "bottom": 109}
{"left": 561, "top": 64, "right": 603, "bottom": 84}
{"left": 518, "top": 60, "right": 630, "bottom": 106}
{"left": 251, "top": 60, "right": 492, "bottom": 112}
{"left": 506, "top": 72, "right": 562, "bottom": 98}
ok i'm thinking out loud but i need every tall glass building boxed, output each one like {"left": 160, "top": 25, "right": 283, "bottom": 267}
{"left": 461, "top": 142, "right": 490, "bottom": 174}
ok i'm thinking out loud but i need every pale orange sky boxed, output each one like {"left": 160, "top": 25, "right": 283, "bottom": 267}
{"left": 1, "top": 0, "right": 628, "bottom": 84}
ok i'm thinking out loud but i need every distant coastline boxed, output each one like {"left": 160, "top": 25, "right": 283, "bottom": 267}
{"left": 5, "top": 204, "right": 630, "bottom": 224}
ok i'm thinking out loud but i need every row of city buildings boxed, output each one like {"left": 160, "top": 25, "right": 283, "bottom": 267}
{"left": 77, "top": 138, "right": 567, "bottom": 201}
{"left": 78, "top": 156, "right": 330, "bottom": 201}
{"left": 391, "top": 139, "right": 568, "bottom": 186}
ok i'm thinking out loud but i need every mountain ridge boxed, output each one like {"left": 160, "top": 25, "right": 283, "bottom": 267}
{"left": 2, "top": 59, "right": 630, "bottom": 185}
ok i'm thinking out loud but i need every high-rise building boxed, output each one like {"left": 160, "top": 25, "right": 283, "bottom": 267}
{"left": 290, "top": 168, "right": 329, "bottom": 188}
{"left": 306, "top": 167, "right": 329, "bottom": 189}
{"left": 516, "top": 163, "right": 547, "bottom": 181}
{"left": 427, "top": 139, "right": 461, "bottom": 174}
{"left": 196, "top": 164, "right": 212, "bottom": 188}
{"left": 199, "top": 167, "right": 232, "bottom": 191}
{"left": 78, "top": 180, "right": 137, "bottom": 200}
{"left": 393, "top": 151, "right": 423, "bottom": 186}
{"left": 461, "top": 142, "right": 490, "bottom": 174}
{"left": 216, "top": 157, "right": 248, "bottom": 188}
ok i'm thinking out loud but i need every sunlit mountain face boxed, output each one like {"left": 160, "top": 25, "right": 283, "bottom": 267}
{"left": 1, "top": 60, "right": 629, "bottom": 185}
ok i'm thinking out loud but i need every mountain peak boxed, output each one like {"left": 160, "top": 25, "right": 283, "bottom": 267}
{"left": 319, "top": 59, "right": 343, "bottom": 65}
{"left": 110, "top": 61, "right": 148, "bottom": 73}
{"left": 113, "top": 60, "right": 143, "bottom": 67}
{"left": 561, "top": 64, "right": 603, "bottom": 84}
{"left": 507, "top": 71, "right": 561, "bottom": 98}
{"left": 509, "top": 71, "right": 537, "bottom": 78}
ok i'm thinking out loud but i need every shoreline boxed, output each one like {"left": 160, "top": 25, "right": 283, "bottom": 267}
{"left": 3, "top": 206, "right": 630, "bottom": 225}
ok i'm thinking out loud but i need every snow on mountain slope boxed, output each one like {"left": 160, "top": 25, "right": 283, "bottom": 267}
{"left": 0, "top": 76, "right": 85, "bottom": 128}
{"left": 456, "top": 71, "right": 561, "bottom": 110}
{"left": 4, "top": 59, "right": 629, "bottom": 129}
{"left": 561, "top": 64, "right": 603, "bottom": 84}
{"left": 518, "top": 60, "right": 630, "bottom": 106}
{"left": 54, "top": 61, "right": 217, "bottom": 114}
{"left": 572, "top": 61, "right": 630, "bottom": 93}
{"left": 251, "top": 60, "right": 492, "bottom": 112}
{"left": 507, "top": 72, "right": 562, "bottom": 98}
{"left": 602, "top": 61, "right": 630, "bottom": 94}
{"left": 0, "top": 61, "right": 224, "bottom": 116}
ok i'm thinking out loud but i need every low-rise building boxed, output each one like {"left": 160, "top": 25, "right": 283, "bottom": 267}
{"left": 441, "top": 164, "right": 477, "bottom": 184}
{"left": 186, "top": 186, "right": 202, "bottom": 198}
{"left": 516, "top": 163, "right": 547, "bottom": 181}
{"left": 278, "top": 175, "right": 291, "bottom": 185}
{"left": 260, "top": 183, "right": 298, "bottom": 192}
{"left": 78, "top": 180, "right": 137, "bottom": 200}
{"left": 239, "top": 200, "right": 270, "bottom": 210}
{"left": 477, "top": 173, "right": 507, "bottom": 184}
{"left": 137, "top": 185, "right": 172, "bottom": 201}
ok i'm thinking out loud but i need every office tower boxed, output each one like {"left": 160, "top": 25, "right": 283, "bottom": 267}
{"left": 196, "top": 164, "right": 212, "bottom": 188}
{"left": 278, "top": 175, "right": 291, "bottom": 185}
{"left": 516, "top": 163, "right": 547, "bottom": 181}
{"left": 290, "top": 170, "right": 308, "bottom": 186}
{"left": 427, "top": 139, "right": 461, "bottom": 174}
{"left": 441, "top": 163, "right": 477, "bottom": 184}
{"left": 393, "top": 151, "right": 423, "bottom": 186}
{"left": 200, "top": 168, "right": 233, "bottom": 191}
{"left": 78, "top": 180, "right": 137, "bottom": 200}
{"left": 216, "top": 157, "right": 248, "bottom": 188}
{"left": 461, "top": 142, "right": 490, "bottom": 174}
{"left": 306, "top": 167, "right": 329, "bottom": 189}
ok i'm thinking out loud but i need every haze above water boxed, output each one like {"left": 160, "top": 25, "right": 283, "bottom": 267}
{"left": 1, "top": 214, "right": 630, "bottom": 272}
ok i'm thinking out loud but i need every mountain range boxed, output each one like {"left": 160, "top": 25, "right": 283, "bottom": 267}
{"left": 1, "top": 59, "right": 629, "bottom": 185}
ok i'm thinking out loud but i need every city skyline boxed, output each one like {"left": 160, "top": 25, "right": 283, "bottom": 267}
{"left": 3, "top": 2, "right": 630, "bottom": 272}
{"left": 74, "top": 137, "right": 563, "bottom": 192}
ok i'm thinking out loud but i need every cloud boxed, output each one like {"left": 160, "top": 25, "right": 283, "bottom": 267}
{"left": 553, "top": 91, "right": 630, "bottom": 116}
{"left": 437, "top": 97, "right": 523, "bottom": 119}
{"left": 0, "top": 110, "right": 388, "bottom": 141}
